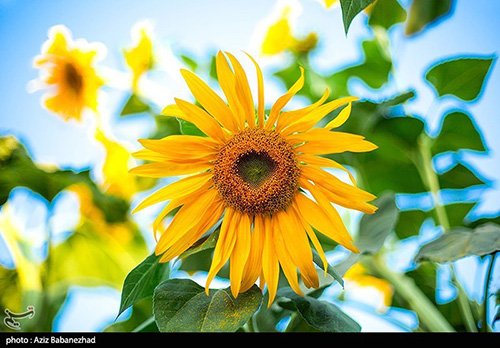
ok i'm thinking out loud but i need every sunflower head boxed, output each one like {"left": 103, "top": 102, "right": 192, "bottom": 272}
{"left": 131, "top": 51, "right": 377, "bottom": 305}
{"left": 33, "top": 25, "right": 105, "bottom": 121}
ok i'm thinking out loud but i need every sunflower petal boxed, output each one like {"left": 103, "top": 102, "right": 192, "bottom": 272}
{"left": 132, "top": 172, "right": 212, "bottom": 213}
{"left": 229, "top": 213, "right": 252, "bottom": 297}
{"left": 265, "top": 67, "right": 305, "bottom": 130}
{"left": 244, "top": 52, "right": 265, "bottom": 128}
{"left": 180, "top": 68, "right": 238, "bottom": 133}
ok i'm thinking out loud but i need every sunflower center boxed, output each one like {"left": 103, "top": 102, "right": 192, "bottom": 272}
{"left": 213, "top": 128, "right": 299, "bottom": 215}
{"left": 236, "top": 151, "right": 277, "bottom": 188}
{"left": 64, "top": 62, "right": 83, "bottom": 93}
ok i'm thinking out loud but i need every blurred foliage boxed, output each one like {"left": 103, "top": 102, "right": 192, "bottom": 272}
{"left": 1, "top": 0, "right": 499, "bottom": 334}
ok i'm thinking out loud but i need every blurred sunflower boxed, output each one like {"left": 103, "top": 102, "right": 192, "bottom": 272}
{"left": 124, "top": 21, "right": 155, "bottom": 92}
{"left": 131, "top": 52, "right": 377, "bottom": 305}
{"left": 33, "top": 25, "right": 105, "bottom": 121}
{"left": 261, "top": 5, "right": 318, "bottom": 56}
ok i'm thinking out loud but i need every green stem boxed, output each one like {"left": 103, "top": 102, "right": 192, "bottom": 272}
{"left": 367, "top": 254, "right": 455, "bottom": 332}
{"left": 481, "top": 253, "right": 496, "bottom": 332}
{"left": 418, "top": 133, "right": 478, "bottom": 332}
{"left": 132, "top": 316, "right": 155, "bottom": 332}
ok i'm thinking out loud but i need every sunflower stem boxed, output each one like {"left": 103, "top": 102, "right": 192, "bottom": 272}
{"left": 481, "top": 253, "right": 496, "bottom": 332}
{"left": 367, "top": 254, "right": 455, "bottom": 332}
{"left": 417, "top": 133, "right": 478, "bottom": 332}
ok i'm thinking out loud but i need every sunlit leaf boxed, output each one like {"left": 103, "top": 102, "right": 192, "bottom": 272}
{"left": 395, "top": 202, "right": 476, "bottom": 239}
{"left": 120, "top": 94, "right": 151, "bottom": 116}
{"left": 0, "top": 136, "right": 128, "bottom": 223}
{"left": 339, "top": 0, "right": 377, "bottom": 35}
{"left": 277, "top": 288, "right": 361, "bottom": 332}
{"left": 150, "top": 115, "right": 182, "bottom": 139}
{"left": 153, "top": 279, "right": 262, "bottom": 332}
{"left": 425, "top": 56, "right": 495, "bottom": 102}
{"left": 415, "top": 223, "right": 500, "bottom": 263}
{"left": 431, "top": 111, "right": 486, "bottom": 155}
{"left": 405, "top": 0, "right": 454, "bottom": 36}
{"left": 438, "top": 163, "right": 488, "bottom": 189}
{"left": 356, "top": 192, "right": 399, "bottom": 253}
{"left": 118, "top": 253, "right": 170, "bottom": 317}
{"left": 368, "top": 0, "right": 407, "bottom": 30}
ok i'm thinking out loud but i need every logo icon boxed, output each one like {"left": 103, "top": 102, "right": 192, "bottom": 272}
{"left": 3, "top": 306, "right": 35, "bottom": 330}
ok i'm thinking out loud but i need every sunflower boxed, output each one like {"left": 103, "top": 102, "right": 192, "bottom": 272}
{"left": 33, "top": 25, "right": 105, "bottom": 121}
{"left": 131, "top": 52, "right": 377, "bottom": 306}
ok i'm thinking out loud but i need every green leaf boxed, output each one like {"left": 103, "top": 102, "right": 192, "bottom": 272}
{"left": 150, "top": 116, "right": 182, "bottom": 139}
{"left": 368, "top": 0, "right": 407, "bottom": 30}
{"left": 118, "top": 253, "right": 170, "bottom": 317}
{"left": 415, "top": 223, "right": 500, "bottom": 263}
{"left": 438, "top": 163, "right": 487, "bottom": 189}
{"left": 356, "top": 192, "right": 399, "bottom": 253}
{"left": 178, "top": 222, "right": 221, "bottom": 260}
{"left": 153, "top": 279, "right": 262, "bottom": 332}
{"left": 431, "top": 111, "right": 486, "bottom": 155}
{"left": 311, "top": 250, "right": 344, "bottom": 288}
{"left": 120, "top": 94, "right": 151, "bottom": 116}
{"left": 178, "top": 119, "right": 206, "bottom": 137}
{"left": 328, "top": 39, "right": 392, "bottom": 96}
{"left": 425, "top": 56, "right": 496, "bottom": 102}
{"left": 277, "top": 288, "right": 361, "bottom": 332}
{"left": 405, "top": 0, "right": 453, "bottom": 36}
{"left": 395, "top": 202, "right": 476, "bottom": 239}
{"left": 340, "top": 0, "right": 377, "bottom": 35}
{"left": 0, "top": 136, "right": 128, "bottom": 223}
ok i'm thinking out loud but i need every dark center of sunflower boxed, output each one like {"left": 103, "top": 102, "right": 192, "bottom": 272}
{"left": 213, "top": 128, "right": 299, "bottom": 215}
{"left": 236, "top": 151, "right": 277, "bottom": 188}
{"left": 64, "top": 62, "right": 83, "bottom": 93}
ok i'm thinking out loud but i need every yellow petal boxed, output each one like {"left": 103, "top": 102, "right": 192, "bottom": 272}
{"left": 262, "top": 216, "right": 279, "bottom": 307}
{"left": 276, "top": 88, "right": 329, "bottom": 133}
{"left": 225, "top": 52, "right": 255, "bottom": 129}
{"left": 244, "top": 52, "right": 265, "bottom": 128}
{"left": 293, "top": 192, "right": 358, "bottom": 253}
{"left": 158, "top": 199, "right": 225, "bottom": 263}
{"left": 325, "top": 102, "right": 352, "bottom": 129}
{"left": 282, "top": 96, "right": 358, "bottom": 136}
{"left": 265, "top": 67, "right": 305, "bottom": 130}
{"left": 298, "top": 153, "right": 356, "bottom": 186}
{"left": 129, "top": 160, "right": 212, "bottom": 178}
{"left": 180, "top": 69, "right": 239, "bottom": 133}
{"left": 215, "top": 51, "right": 245, "bottom": 130}
{"left": 240, "top": 214, "right": 265, "bottom": 292}
{"left": 205, "top": 208, "right": 239, "bottom": 294}
{"left": 290, "top": 128, "right": 378, "bottom": 155}
{"left": 132, "top": 172, "right": 212, "bottom": 213}
{"left": 175, "top": 98, "right": 228, "bottom": 142}
{"left": 137, "top": 135, "right": 219, "bottom": 159}
{"left": 229, "top": 213, "right": 252, "bottom": 297}
{"left": 155, "top": 188, "right": 219, "bottom": 255}
{"left": 276, "top": 209, "right": 319, "bottom": 289}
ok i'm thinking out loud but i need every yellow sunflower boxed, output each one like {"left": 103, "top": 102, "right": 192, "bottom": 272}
{"left": 33, "top": 25, "right": 105, "bottom": 121}
{"left": 131, "top": 52, "right": 377, "bottom": 306}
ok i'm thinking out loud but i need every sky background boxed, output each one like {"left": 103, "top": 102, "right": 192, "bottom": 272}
{"left": 0, "top": 0, "right": 499, "bottom": 332}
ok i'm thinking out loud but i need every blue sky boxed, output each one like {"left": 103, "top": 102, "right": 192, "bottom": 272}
{"left": 0, "top": 0, "right": 499, "bottom": 332}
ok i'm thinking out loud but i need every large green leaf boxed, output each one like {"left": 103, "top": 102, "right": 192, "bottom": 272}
{"left": 118, "top": 253, "right": 170, "bottom": 317}
{"left": 120, "top": 94, "right": 151, "bottom": 116}
{"left": 415, "top": 223, "right": 500, "bottom": 263}
{"left": 153, "top": 279, "right": 262, "bottom": 332}
{"left": 0, "top": 136, "right": 128, "bottom": 223}
{"left": 277, "top": 288, "right": 361, "bottom": 332}
{"left": 339, "top": 0, "right": 377, "bottom": 35}
{"left": 431, "top": 111, "right": 486, "bottom": 155}
{"left": 405, "top": 0, "right": 453, "bottom": 36}
{"left": 395, "top": 202, "right": 476, "bottom": 239}
{"left": 368, "top": 0, "right": 407, "bottom": 30}
{"left": 327, "top": 39, "right": 392, "bottom": 96}
{"left": 356, "top": 192, "right": 399, "bottom": 253}
{"left": 437, "top": 163, "right": 487, "bottom": 189}
{"left": 425, "top": 56, "right": 495, "bottom": 102}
